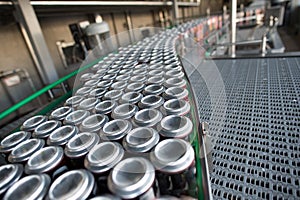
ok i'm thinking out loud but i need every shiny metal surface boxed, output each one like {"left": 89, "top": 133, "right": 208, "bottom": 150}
{"left": 100, "top": 119, "right": 132, "bottom": 141}
{"left": 3, "top": 174, "right": 51, "bottom": 200}
{"left": 84, "top": 142, "right": 124, "bottom": 174}
{"left": 64, "top": 95, "right": 85, "bottom": 108}
{"left": 64, "top": 110, "right": 90, "bottom": 125}
{"left": 0, "top": 164, "right": 23, "bottom": 195}
{"left": 150, "top": 139, "right": 194, "bottom": 173}
{"left": 138, "top": 95, "right": 164, "bottom": 109}
{"left": 80, "top": 114, "right": 108, "bottom": 133}
{"left": 143, "top": 84, "right": 165, "bottom": 96}
{"left": 163, "top": 87, "right": 189, "bottom": 101}
{"left": 8, "top": 139, "right": 45, "bottom": 163}
{"left": 161, "top": 99, "right": 190, "bottom": 116}
{"left": 94, "top": 100, "right": 118, "bottom": 115}
{"left": 111, "top": 103, "right": 138, "bottom": 120}
{"left": 32, "top": 120, "right": 61, "bottom": 139}
{"left": 65, "top": 132, "right": 100, "bottom": 158}
{"left": 20, "top": 115, "right": 47, "bottom": 132}
{"left": 78, "top": 98, "right": 99, "bottom": 111}
{"left": 132, "top": 108, "right": 162, "bottom": 127}
{"left": 164, "top": 77, "right": 186, "bottom": 88}
{"left": 123, "top": 127, "right": 159, "bottom": 153}
{"left": 108, "top": 157, "right": 155, "bottom": 199}
{"left": 0, "top": 131, "right": 31, "bottom": 153}
{"left": 120, "top": 92, "right": 143, "bottom": 104}
{"left": 157, "top": 115, "right": 193, "bottom": 138}
{"left": 89, "top": 88, "right": 107, "bottom": 99}
{"left": 47, "top": 169, "right": 94, "bottom": 200}
{"left": 47, "top": 125, "right": 78, "bottom": 146}
{"left": 103, "top": 90, "right": 124, "bottom": 101}
{"left": 25, "top": 146, "right": 64, "bottom": 174}
{"left": 50, "top": 106, "right": 74, "bottom": 121}
{"left": 75, "top": 86, "right": 94, "bottom": 97}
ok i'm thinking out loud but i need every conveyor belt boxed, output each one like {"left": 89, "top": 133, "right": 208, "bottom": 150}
{"left": 189, "top": 57, "right": 300, "bottom": 199}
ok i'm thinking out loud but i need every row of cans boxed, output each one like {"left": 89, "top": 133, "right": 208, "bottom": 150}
{"left": 0, "top": 22, "right": 203, "bottom": 199}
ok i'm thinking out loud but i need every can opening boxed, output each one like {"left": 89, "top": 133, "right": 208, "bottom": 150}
{"left": 162, "top": 116, "right": 183, "bottom": 130}
{"left": 29, "top": 148, "right": 56, "bottom": 166}
{"left": 2, "top": 133, "right": 24, "bottom": 145}
{"left": 51, "top": 126, "right": 73, "bottom": 139}
{"left": 156, "top": 141, "right": 186, "bottom": 162}
{"left": 84, "top": 115, "right": 105, "bottom": 126}
{"left": 0, "top": 166, "right": 14, "bottom": 180}
{"left": 115, "top": 161, "right": 145, "bottom": 187}
{"left": 90, "top": 143, "right": 116, "bottom": 162}
{"left": 105, "top": 120, "right": 126, "bottom": 133}
{"left": 52, "top": 173, "right": 83, "bottom": 198}
{"left": 71, "top": 134, "right": 92, "bottom": 147}
{"left": 127, "top": 129, "right": 153, "bottom": 145}
{"left": 135, "top": 109, "right": 157, "bottom": 122}
{"left": 13, "top": 140, "right": 38, "bottom": 155}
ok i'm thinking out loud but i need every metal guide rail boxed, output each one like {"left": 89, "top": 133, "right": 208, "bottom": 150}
{"left": 189, "top": 57, "right": 300, "bottom": 199}
{"left": 0, "top": 17, "right": 222, "bottom": 200}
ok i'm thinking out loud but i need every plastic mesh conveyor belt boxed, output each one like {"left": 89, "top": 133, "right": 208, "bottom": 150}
{"left": 188, "top": 57, "right": 300, "bottom": 199}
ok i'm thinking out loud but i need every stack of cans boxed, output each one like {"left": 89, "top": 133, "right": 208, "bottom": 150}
{"left": 0, "top": 20, "right": 208, "bottom": 200}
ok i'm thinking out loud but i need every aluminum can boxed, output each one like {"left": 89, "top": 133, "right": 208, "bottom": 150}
{"left": 64, "top": 110, "right": 90, "bottom": 126}
{"left": 32, "top": 120, "right": 61, "bottom": 139}
{"left": 0, "top": 131, "right": 31, "bottom": 154}
{"left": 50, "top": 106, "right": 73, "bottom": 121}
{"left": 108, "top": 157, "right": 155, "bottom": 199}
{"left": 3, "top": 174, "right": 51, "bottom": 200}
{"left": 47, "top": 125, "right": 78, "bottom": 146}
{"left": 80, "top": 114, "right": 109, "bottom": 133}
{"left": 20, "top": 115, "right": 47, "bottom": 132}
{"left": 47, "top": 169, "right": 95, "bottom": 199}
{"left": 0, "top": 164, "right": 23, "bottom": 197}
{"left": 8, "top": 139, "right": 45, "bottom": 164}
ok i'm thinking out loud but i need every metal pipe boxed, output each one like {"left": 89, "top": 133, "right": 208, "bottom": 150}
{"left": 0, "top": 1, "right": 200, "bottom": 7}
{"left": 230, "top": 0, "right": 237, "bottom": 57}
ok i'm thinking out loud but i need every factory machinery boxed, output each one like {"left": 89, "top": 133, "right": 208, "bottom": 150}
{"left": 0, "top": 6, "right": 300, "bottom": 200}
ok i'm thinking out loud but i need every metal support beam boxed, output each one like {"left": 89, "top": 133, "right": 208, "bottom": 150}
{"left": 172, "top": 0, "right": 179, "bottom": 26}
{"left": 13, "top": 0, "right": 59, "bottom": 85}
{"left": 230, "top": 0, "right": 237, "bottom": 57}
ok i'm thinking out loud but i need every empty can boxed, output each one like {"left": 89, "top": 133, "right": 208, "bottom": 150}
{"left": 8, "top": 139, "right": 45, "bottom": 164}
{"left": 78, "top": 98, "right": 100, "bottom": 112}
{"left": 108, "top": 157, "right": 156, "bottom": 199}
{"left": 64, "top": 95, "right": 85, "bottom": 108}
{"left": 0, "top": 131, "right": 31, "bottom": 154}
{"left": 100, "top": 119, "right": 132, "bottom": 141}
{"left": 120, "top": 92, "right": 143, "bottom": 104}
{"left": 138, "top": 95, "right": 164, "bottom": 109}
{"left": 150, "top": 139, "right": 195, "bottom": 196}
{"left": 20, "top": 115, "right": 47, "bottom": 132}
{"left": 47, "top": 169, "right": 95, "bottom": 199}
{"left": 0, "top": 164, "right": 23, "bottom": 197}
{"left": 161, "top": 99, "right": 190, "bottom": 116}
{"left": 123, "top": 127, "right": 159, "bottom": 153}
{"left": 111, "top": 103, "right": 138, "bottom": 120}
{"left": 163, "top": 87, "right": 189, "bottom": 101}
{"left": 32, "top": 120, "right": 61, "bottom": 139}
{"left": 24, "top": 146, "right": 66, "bottom": 179}
{"left": 132, "top": 108, "right": 162, "bottom": 128}
{"left": 3, "top": 174, "right": 51, "bottom": 200}
{"left": 64, "top": 110, "right": 90, "bottom": 126}
{"left": 164, "top": 77, "right": 186, "bottom": 88}
{"left": 80, "top": 114, "right": 109, "bottom": 133}
{"left": 47, "top": 125, "right": 78, "bottom": 146}
{"left": 50, "top": 106, "right": 74, "bottom": 121}
{"left": 157, "top": 115, "right": 193, "bottom": 139}
{"left": 65, "top": 132, "right": 100, "bottom": 169}
{"left": 94, "top": 100, "right": 118, "bottom": 115}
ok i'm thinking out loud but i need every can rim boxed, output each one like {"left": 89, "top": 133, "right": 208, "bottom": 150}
{"left": 0, "top": 131, "right": 31, "bottom": 153}
{"left": 85, "top": 142, "right": 124, "bottom": 173}
{"left": 8, "top": 139, "right": 45, "bottom": 163}
{"left": 65, "top": 132, "right": 100, "bottom": 158}
{"left": 25, "top": 146, "right": 64, "bottom": 174}
{"left": 150, "top": 139, "right": 194, "bottom": 173}
{"left": 108, "top": 157, "right": 155, "bottom": 199}
{"left": 123, "top": 127, "right": 159, "bottom": 153}
{"left": 0, "top": 164, "right": 23, "bottom": 194}
{"left": 47, "top": 169, "right": 94, "bottom": 200}
{"left": 4, "top": 174, "right": 51, "bottom": 200}
{"left": 47, "top": 125, "right": 78, "bottom": 146}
